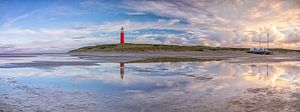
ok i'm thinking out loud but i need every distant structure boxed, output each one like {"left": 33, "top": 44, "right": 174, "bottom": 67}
{"left": 120, "top": 27, "right": 125, "bottom": 46}
{"left": 248, "top": 29, "right": 271, "bottom": 55}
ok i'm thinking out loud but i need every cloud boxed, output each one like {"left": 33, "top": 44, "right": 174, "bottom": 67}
{"left": 124, "top": 0, "right": 300, "bottom": 49}
{"left": 0, "top": 19, "right": 183, "bottom": 36}
{"left": 125, "top": 12, "right": 146, "bottom": 16}
{"left": 1, "top": 9, "right": 40, "bottom": 28}
{"left": 0, "top": 19, "right": 186, "bottom": 53}
{"left": 79, "top": 0, "right": 120, "bottom": 11}
{"left": 46, "top": 5, "right": 90, "bottom": 16}
{"left": 1, "top": 16, "right": 299, "bottom": 53}
{"left": 0, "top": 44, "right": 25, "bottom": 53}
{"left": 283, "top": 27, "right": 300, "bottom": 43}
{"left": 1, "top": 0, "right": 299, "bottom": 53}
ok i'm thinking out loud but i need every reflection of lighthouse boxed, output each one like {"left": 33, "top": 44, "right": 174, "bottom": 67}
{"left": 120, "top": 27, "right": 125, "bottom": 46}
{"left": 120, "top": 63, "right": 125, "bottom": 80}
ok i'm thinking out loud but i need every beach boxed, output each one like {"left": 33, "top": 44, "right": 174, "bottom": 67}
{"left": 2, "top": 0, "right": 300, "bottom": 111}
{"left": 0, "top": 51, "right": 299, "bottom": 112}
{"left": 70, "top": 51, "right": 300, "bottom": 63}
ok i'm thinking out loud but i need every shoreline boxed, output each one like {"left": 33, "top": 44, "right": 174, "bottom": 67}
{"left": 70, "top": 51, "right": 300, "bottom": 63}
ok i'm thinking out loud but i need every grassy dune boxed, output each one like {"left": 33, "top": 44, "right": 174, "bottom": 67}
{"left": 69, "top": 43, "right": 248, "bottom": 53}
{"left": 69, "top": 43, "right": 300, "bottom": 53}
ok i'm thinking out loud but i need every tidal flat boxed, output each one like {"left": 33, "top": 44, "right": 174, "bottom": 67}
{"left": 0, "top": 52, "right": 299, "bottom": 112}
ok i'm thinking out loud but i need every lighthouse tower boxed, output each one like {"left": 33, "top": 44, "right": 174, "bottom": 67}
{"left": 120, "top": 27, "right": 125, "bottom": 46}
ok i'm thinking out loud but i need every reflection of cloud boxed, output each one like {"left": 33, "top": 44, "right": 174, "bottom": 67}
{"left": 1, "top": 58, "right": 299, "bottom": 91}
{"left": 244, "top": 62, "right": 300, "bottom": 87}
{"left": 1, "top": 58, "right": 300, "bottom": 112}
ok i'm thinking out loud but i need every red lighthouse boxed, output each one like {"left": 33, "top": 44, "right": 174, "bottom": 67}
{"left": 120, "top": 27, "right": 125, "bottom": 46}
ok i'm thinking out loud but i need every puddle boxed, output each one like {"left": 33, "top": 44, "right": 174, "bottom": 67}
{"left": 0, "top": 54, "right": 299, "bottom": 112}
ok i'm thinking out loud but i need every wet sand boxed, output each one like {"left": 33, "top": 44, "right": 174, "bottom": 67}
{"left": 0, "top": 51, "right": 299, "bottom": 112}
{"left": 70, "top": 51, "right": 300, "bottom": 63}
{"left": 1, "top": 78, "right": 299, "bottom": 112}
{"left": 0, "top": 77, "right": 101, "bottom": 112}
{"left": 228, "top": 87, "right": 300, "bottom": 112}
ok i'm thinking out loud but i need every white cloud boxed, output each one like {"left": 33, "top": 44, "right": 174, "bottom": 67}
{"left": 124, "top": 0, "right": 300, "bottom": 49}
{"left": 1, "top": 9, "right": 40, "bottom": 28}
{"left": 125, "top": 12, "right": 146, "bottom": 16}
{"left": 47, "top": 5, "right": 90, "bottom": 16}
{"left": 0, "top": 19, "right": 185, "bottom": 53}
{"left": 1, "top": 0, "right": 300, "bottom": 53}
{"left": 284, "top": 27, "right": 300, "bottom": 43}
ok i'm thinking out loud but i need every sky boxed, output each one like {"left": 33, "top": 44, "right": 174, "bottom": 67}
{"left": 0, "top": 0, "right": 299, "bottom": 53}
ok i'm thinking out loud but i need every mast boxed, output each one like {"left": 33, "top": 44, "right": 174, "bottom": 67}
{"left": 259, "top": 28, "right": 261, "bottom": 48}
{"left": 267, "top": 33, "right": 269, "bottom": 49}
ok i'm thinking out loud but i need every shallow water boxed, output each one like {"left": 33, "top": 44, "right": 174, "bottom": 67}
{"left": 0, "top": 54, "right": 299, "bottom": 112}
